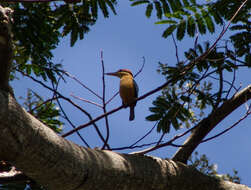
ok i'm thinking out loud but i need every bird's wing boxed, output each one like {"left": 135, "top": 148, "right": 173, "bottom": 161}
{"left": 133, "top": 79, "right": 139, "bottom": 99}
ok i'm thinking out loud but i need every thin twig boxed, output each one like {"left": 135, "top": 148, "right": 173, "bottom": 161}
{"left": 105, "top": 91, "right": 119, "bottom": 105}
{"left": 214, "top": 65, "right": 223, "bottom": 109}
{"left": 170, "top": 106, "right": 251, "bottom": 147}
{"left": 56, "top": 95, "right": 90, "bottom": 147}
{"left": 65, "top": 71, "right": 102, "bottom": 100}
{"left": 134, "top": 56, "right": 146, "bottom": 78}
{"left": 201, "top": 108, "right": 251, "bottom": 143}
{"left": 130, "top": 122, "right": 197, "bottom": 154}
{"left": 50, "top": 75, "right": 90, "bottom": 147}
{"left": 29, "top": 97, "right": 58, "bottom": 113}
{"left": 100, "top": 50, "right": 110, "bottom": 149}
{"left": 129, "top": 122, "right": 158, "bottom": 147}
{"left": 157, "top": 132, "right": 166, "bottom": 146}
{"left": 111, "top": 140, "right": 164, "bottom": 151}
{"left": 225, "top": 46, "right": 237, "bottom": 98}
{"left": 209, "top": 75, "right": 238, "bottom": 92}
{"left": 71, "top": 93, "right": 103, "bottom": 108}
{"left": 172, "top": 34, "right": 179, "bottom": 63}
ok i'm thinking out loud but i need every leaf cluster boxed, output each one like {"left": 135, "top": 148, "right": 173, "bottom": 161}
{"left": 2, "top": 1, "right": 117, "bottom": 83}
{"left": 130, "top": 0, "right": 250, "bottom": 61}
{"left": 146, "top": 40, "right": 246, "bottom": 133}
{"left": 146, "top": 86, "right": 194, "bottom": 133}
{"left": 20, "top": 89, "right": 63, "bottom": 134}
{"left": 188, "top": 151, "right": 241, "bottom": 184}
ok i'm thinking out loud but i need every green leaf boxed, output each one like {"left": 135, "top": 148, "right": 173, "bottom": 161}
{"left": 187, "top": 16, "right": 196, "bottom": 37}
{"left": 175, "top": 0, "right": 183, "bottom": 9}
{"left": 171, "top": 117, "right": 180, "bottom": 130}
{"left": 168, "top": 0, "right": 178, "bottom": 12}
{"left": 155, "top": 20, "right": 177, "bottom": 24}
{"left": 195, "top": 12, "right": 206, "bottom": 34}
{"left": 162, "top": 25, "right": 177, "bottom": 38}
{"left": 145, "top": 3, "right": 153, "bottom": 18}
{"left": 208, "top": 6, "right": 223, "bottom": 25}
{"left": 154, "top": 1, "right": 162, "bottom": 19}
{"left": 157, "top": 118, "right": 170, "bottom": 133}
{"left": 146, "top": 114, "right": 162, "bottom": 121}
{"left": 176, "top": 21, "right": 186, "bottom": 40}
{"left": 98, "top": 0, "right": 109, "bottom": 17}
{"left": 105, "top": 0, "right": 117, "bottom": 15}
{"left": 131, "top": 0, "right": 150, "bottom": 6}
{"left": 70, "top": 27, "right": 78, "bottom": 47}
{"left": 159, "top": 0, "right": 170, "bottom": 14}
{"left": 91, "top": 0, "right": 98, "bottom": 18}
{"left": 182, "top": 0, "right": 190, "bottom": 7}
{"left": 190, "top": 0, "right": 196, "bottom": 4}
{"left": 201, "top": 9, "right": 214, "bottom": 33}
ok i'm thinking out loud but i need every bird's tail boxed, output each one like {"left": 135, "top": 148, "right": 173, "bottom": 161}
{"left": 129, "top": 106, "right": 135, "bottom": 121}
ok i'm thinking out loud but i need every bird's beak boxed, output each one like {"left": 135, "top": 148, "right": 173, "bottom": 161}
{"left": 105, "top": 72, "right": 118, "bottom": 76}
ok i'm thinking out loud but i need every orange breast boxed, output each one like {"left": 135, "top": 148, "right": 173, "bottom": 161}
{"left": 119, "top": 76, "right": 135, "bottom": 105}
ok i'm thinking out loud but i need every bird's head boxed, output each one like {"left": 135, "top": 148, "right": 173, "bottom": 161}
{"left": 105, "top": 69, "right": 133, "bottom": 78}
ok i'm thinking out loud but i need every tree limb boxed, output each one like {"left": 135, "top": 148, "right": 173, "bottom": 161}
{"left": 172, "top": 84, "right": 251, "bottom": 163}
{"left": 0, "top": 91, "right": 250, "bottom": 190}
{"left": 0, "top": 6, "right": 13, "bottom": 94}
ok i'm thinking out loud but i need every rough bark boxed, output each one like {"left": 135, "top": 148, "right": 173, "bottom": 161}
{"left": 0, "top": 91, "right": 250, "bottom": 190}
{"left": 0, "top": 6, "right": 13, "bottom": 95}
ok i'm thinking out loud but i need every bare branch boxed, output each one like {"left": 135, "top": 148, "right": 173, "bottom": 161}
{"left": 134, "top": 56, "right": 145, "bottom": 78}
{"left": 130, "top": 122, "right": 157, "bottom": 147}
{"left": 100, "top": 50, "right": 110, "bottom": 149}
{"left": 171, "top": 34, "right": 179, "bottom": 63}
{"left": 65, "top": 71, "right": 102, "bottom": 100}
{"left": 170, "top": 106, "right": 251, "bottom": 148}
{"left": 56, "top": 96, "right": 90, "bottom": 148}
{"left": 172, "top": 84, "right": 251, "bottom": 163}
{"left": 201, "top": 107, "right": 251, "bottom": 143}
{"left": 105, "top": 91, "right": 119, "bottom": 105}
{"left": 71, "top": 93, "right": 103, "bottom": 108}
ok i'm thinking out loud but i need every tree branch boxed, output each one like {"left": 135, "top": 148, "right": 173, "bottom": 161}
{"left": 0, "top": 91, "right": 250, "bottom": 190}
{"left": 0, "top": 6, "right": 13, "bottom": 94}
{"left": 172, "top": 84, "right": 251, "bottom": 163}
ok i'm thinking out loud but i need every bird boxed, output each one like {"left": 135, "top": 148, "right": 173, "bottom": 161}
{"left": 105, "top": 69, "right": 138, "bottom": 121}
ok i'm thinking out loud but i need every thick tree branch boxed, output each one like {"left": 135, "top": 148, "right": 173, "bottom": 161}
{"left": 172, "top": 84, "right": 251, "bottom": 163}
{"left": 0, "top": 6, "right": 13, "bottom": 94}
{"left": 0, "top": 91, "right": 250, "bottom": 190}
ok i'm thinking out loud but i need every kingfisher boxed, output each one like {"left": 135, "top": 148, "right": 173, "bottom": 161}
{"left": 106, "top": 69, "right": 139, "bottom": 121}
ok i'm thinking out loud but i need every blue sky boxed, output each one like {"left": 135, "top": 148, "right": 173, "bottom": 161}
{"left": 12, "top": 1, "right": 251, "bottom": 186}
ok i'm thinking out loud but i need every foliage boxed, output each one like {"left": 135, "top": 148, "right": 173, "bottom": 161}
{"left": 146, "top": 86, "right": 195, "bottom": 133}
{"left": 2, "top": 1, "right": 117, "bottom": 83}
{"left": 20, "top": 89, "right": 63, "bottom": 134}
{"left": 188, "top": 152, "right": 241, "bottom": 184}
{"left": 145, "top": 40, "right": 246, "bottom": 133}
{"left": 130, "top": 0, "right": 250, "bottom": 61}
